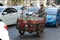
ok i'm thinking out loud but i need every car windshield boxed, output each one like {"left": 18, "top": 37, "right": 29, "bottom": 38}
{"left": 13, "top": 6, "right": 22, "bottom": 10}
{"left": 45, "top": 8, "right": 58, "bottom": 15}
{"left": 29, "top": 7, "right": 39, "bottom": 12}
{"left": 0, "top": 8, "right": 4, "bottom": 13}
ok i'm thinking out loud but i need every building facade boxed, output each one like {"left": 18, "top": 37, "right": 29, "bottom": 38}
{"left": 24, "top": 0, "right": 56, "bottom": 7}
{"left": 0, "top": 0, "right": 60, "bottom": 6}
{"left": 0, "top": 0, "right": 13, "bottom": 6}
{"left": 0, "top": 0, "right": 7, "bottom": 6}
{"left": 55, "top": 0, "right": 60, "bottom": 5}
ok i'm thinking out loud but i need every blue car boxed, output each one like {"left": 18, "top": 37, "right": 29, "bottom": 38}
{"left": 45, "top": 7, "right": 58, "bottom": 26}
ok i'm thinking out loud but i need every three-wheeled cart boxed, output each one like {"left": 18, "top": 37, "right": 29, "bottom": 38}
{"left": 16, "top": 14, "right": 46, "bottom": 37}
{"left": 16, "top": 6, "right": 45, "bottom": 37}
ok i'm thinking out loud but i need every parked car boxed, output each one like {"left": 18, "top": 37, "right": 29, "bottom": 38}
{"left": 0, "top": 6, "right": 20, "bottom": 25}
{"left": 0, "top": 19, "right": 9, "bottom": 40}
{"left": 45, "top": 7, "right": 58, "bottom": 26}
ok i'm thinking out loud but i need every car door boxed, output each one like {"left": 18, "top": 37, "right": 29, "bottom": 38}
{"left": 2, "top": 8, "right": 18, "bottom": 25}
{"left": 46, "top": 8, "right": 58, "bottom": 23}
{"left": 57, "top": 8, "right": 60, "bottom": 24}
{"left": 8, "top": 8, "right": 19, "bottom": 24}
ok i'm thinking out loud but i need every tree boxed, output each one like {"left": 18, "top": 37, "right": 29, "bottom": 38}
{"left": 11, "top": 0, "right": 24, "bottom": 6}
{"left": 0, "top": 3, "right": 3, "bottom": 6}
{"left": 57, "top": 0, "right": 60, "bottom": 5}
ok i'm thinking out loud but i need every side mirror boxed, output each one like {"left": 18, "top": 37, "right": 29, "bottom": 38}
{"left": 2, "top": 12, "right": 7, "bottom": 15}
{"left": 34, "top": 12, "right": 38, "bottom": 14}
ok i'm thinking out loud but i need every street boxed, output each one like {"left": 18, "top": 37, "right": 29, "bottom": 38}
{"left": 0, "top": 0, "right": 60, "bottom": 40}
{"left": 8, "top": 25, "right": 60, "bottom": 40}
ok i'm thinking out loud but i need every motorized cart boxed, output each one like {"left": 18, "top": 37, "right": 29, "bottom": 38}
{"left": 16, "top": 6, "right": 45, "bottom": 37}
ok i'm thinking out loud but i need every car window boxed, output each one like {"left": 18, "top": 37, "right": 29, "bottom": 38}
{"left": 57, "top": 9, "right": 60, "bottom": 16}
{"left": 0, "top": 8, "right": 4, "bottom": 13}
{"left": 29, "top": 7, "right": 39, "bottom": 12}
{"left": 3, "top": 8, "right": 18, "bottom": 14}
{"left": 13, "top": 6, "right": 22, "bottom": 10}
{"left": 45, "top": 8, "right": 58, "bottom": 15}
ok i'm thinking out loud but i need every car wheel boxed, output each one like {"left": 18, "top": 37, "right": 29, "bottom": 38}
{"left": 19, "top": 30, "right": 25, "bottom": 35}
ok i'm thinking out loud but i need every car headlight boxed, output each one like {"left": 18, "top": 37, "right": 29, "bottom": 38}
{"left": 51, "top": 16, "right": 56, "bottom": 20}
{"left": 46, "top": 16, "right": 56, "bottom": 21}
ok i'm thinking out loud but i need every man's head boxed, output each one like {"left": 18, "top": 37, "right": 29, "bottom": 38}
{"left": 40, "top": 4, "right": 44, "bottom": 8}
{"left": 51, "top": 2, "right": 56, "bottom": 7}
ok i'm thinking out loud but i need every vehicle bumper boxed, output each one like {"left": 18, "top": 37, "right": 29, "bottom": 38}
{"left": 46, "top": 21, "right": 56, "bottom": 26}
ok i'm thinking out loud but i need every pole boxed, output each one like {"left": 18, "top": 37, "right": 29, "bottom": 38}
{"left": 26, "top": 0, "right": 27, "bottom": 7}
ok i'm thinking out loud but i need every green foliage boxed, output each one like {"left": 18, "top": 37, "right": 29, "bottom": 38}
{"left": 11, "top": 0, "right": 24, "bottom": 3}
{"left": 57, "top": 0, "right": 60, "bottom": 4}
{"left": 11, "top": 0, "right": 17, "bottom": 2}
{"left": 11, "top": 0, "right": 24, "bottom": 5}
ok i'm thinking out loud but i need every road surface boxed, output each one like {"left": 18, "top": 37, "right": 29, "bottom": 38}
{"left": 8, "top": 25, "right": 60, "bottom": 40}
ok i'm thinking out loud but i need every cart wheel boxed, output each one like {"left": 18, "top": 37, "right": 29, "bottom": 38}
{"left": 16, "top": 22, "right": 20, "bottom": 29}
{"left": 41, "top": 24, "right": 45, "bottom": 32}
{"left": 37, "top": 27, "right": 42, "bottom": 37}
{"left": 37, "top": 24, "right": 44, "bottom": 37}
{"left": 36, "top": 24, "right": 41, "bottom": 37}
{"left": 19, "top": 30, "right": 25, "bottom": 35}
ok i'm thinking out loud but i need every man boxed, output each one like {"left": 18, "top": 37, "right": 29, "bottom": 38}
{"left": 38, "top": 4, "right": 46, "bottom": 17}
{"left": 51, "top": 2, "right": 56, "bottom": 7}
{"left": 38, "top": 4, "right": 46, "bottom": 34}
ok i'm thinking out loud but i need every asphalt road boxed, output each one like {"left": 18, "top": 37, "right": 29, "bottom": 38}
{"left": 8, "top": 25, "right": 60, "bottom": 40}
